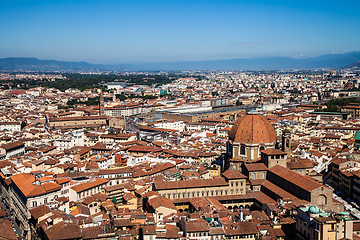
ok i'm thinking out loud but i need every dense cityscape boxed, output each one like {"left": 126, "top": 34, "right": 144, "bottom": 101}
{"left": 0, "top": 68, "right": 359, "bottom": 239}
{"left": 2, "top": 0, "right": 360, "bottom": 239}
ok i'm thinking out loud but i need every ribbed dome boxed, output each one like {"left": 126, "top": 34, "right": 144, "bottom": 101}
{"left": 309, "top": 205, "right": 321, "bottom": 214}
{"left": 229, "top": 113, "right": 277, "bottom": 144}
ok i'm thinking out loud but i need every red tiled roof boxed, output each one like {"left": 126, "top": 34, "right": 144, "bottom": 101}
{"left": 10, "top": 173, "right": 62, "bottom": 197}
{"left": 244, "top": 163, "right": 268, "bottom": 171}
{"left": 222, "top": 169, "right": 247, "bottom": 179}
{"left": 229, "top": 113, "right": 277, "bottom": 144}
{"left": 261, "top": 148, "right": 286, "bottom": 155}
{"left": 71, "top": 178, "right": 108, "bottom": 193}
{"left": 269, "top": 165, "right": 325, "bottom": 192}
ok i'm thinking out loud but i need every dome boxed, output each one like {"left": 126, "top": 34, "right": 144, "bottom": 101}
{"left": 309, "top": 205, "right": 320, "bottom": 214}
{"left": 229, "top": 112, "right": 277, "bottom": 144}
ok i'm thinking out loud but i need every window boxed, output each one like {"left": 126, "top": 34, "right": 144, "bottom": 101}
{"left": 44, "top": 198, "right": 47, "bottom": 204}
{"left": 32, "top": 201, "right": 37, "bottom": 207}
{"left": 240, "top": 145, "right": 246, "bottom": 155}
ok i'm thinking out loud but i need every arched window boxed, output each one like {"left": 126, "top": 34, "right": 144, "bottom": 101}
{"left": 240, "top": 145, "right": 246, "bottom": 155}
{"left": 317, "top": 194, "right": 327, "bottom": 205}
{"left": 286, "top": 139, "right": 290, "bottom": 148}
{"left": 260, "top": 146, "right": 265, "bottom": 151}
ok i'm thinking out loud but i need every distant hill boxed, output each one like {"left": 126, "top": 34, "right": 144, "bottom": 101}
{"left": 0, "top": 57, "right": 106, "bottom": 72}
{"left": 347, "top": 60, "right": 360, "bottom": 69}
{"left": 1, "top": 51, "right": 360, "bottom": 72}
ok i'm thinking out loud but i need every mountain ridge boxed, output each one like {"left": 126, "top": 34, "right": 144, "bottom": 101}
{"left": 1, "top": 51, "right": 360, "bottom": 72}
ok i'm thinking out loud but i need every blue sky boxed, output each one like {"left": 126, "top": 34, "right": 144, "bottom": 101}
{"left": 0, "top": 0, "right": 359, "bottom": 63}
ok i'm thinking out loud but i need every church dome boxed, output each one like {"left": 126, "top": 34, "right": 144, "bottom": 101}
{"left": 309, "top": 205, "right": 321, "bottom": 214}
{"left": 229, "top": 111, "right": 277, "bottom": 145}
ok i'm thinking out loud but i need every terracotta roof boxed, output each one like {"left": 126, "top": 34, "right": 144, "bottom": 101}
{"left": 56, "top": 178, "right": 70, "bottom": 185}
{"left": 229, "top": 113, "right": 277, "bottom": 144}
{"left": 98, "top": 167, "right": 132, "bottom": 175}
{"left": 49, "top": 115, "right": 107, "bottom": 122}
{"left": 287, "top": 159, "right": 314, "bottom": 169}
{"left": 142, "top": 225, "right": 156, "bottom": 235}
{"left": 29, "top": 205, "right": 51, "bottom": 219}
{"left": 82, "top": 194, "right": 108, "bottom": 205}
{"left": 81, "top": 226, "right": 104, "bottom": 239}
{"left": 224, "top": 222, "right": 259, "bottom": 236}
{"left": 43, "top": 222, "right": 82, "bottom": 240}
{"left": 165, "top": 224, "right": 181, "bottom": 239}
{"left": 185, "top": 219, "right": 209, "bottom": 233}
{"left": 244, "top": 163, "right": 268, "bottom": 171}
{"left": 10, "top": 173, "right": 62, "bottom": 197}
{"left": 222, "top": 169, "right": 247, "bottom": 179}
{"left": 127, "top": 145, "right": 162, "bottom": 153}
{"left": 0, "top": 141, "right": 24, "bottom": 150}
{"left": 262, "top": 180, "right": 301, "bottom": 202}
{"left": 0, "top": 219, "right": 17, "bottom": 240}
{"left": 71, "top": 178, "right": 108, "bottom": 193}
{"left": 261, "top": 149, "right": 286, "bottom": 155}
{"left": 148, "top": 196, "right": 177, "bottom": 211}
{"left": 268, "top": 165, "right": 325, "bottom": 192}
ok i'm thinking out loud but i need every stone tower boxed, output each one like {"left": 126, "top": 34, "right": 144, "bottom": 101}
{"left": 99, "top": 90, "right": 104, "bottom": 116}
{"left": 281, "top": 129, "right": 291, "bottom": 158}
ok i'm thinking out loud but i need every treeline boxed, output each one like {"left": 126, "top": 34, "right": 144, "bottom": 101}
{"left": 1, "top": 73, "right": 206, "bottom": 91}
{"left": 67, "top": 96, "right": 101, "bottom": 107}
{"left": 317, "top": 97, "right": 360, "bottom": 112}
{"left": 67, "top": 96, "right": 111, "bottom": 107}
{"left": 40, "top": 74, "right": 176, "bottom": 91}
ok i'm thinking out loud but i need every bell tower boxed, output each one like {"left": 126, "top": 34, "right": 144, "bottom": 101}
{"left": 282, "top": 129, "right": 291, "bottom": 158}
{"left": 99, "top": 90, "right": 104, "bottom": 116}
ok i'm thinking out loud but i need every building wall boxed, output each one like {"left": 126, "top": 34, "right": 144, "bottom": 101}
{"left": 156, "top": 179, "right": 246, "bottom": 200}
{"left": 0, "top": 123, "right": 21, "bottom": 132}
{"left": 49, "top": 118, "right": 107, "bottom": 128}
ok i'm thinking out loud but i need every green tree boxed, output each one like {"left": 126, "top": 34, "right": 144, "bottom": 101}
{"left": 236, "top": 100, "right": 243, "bottom": 106}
